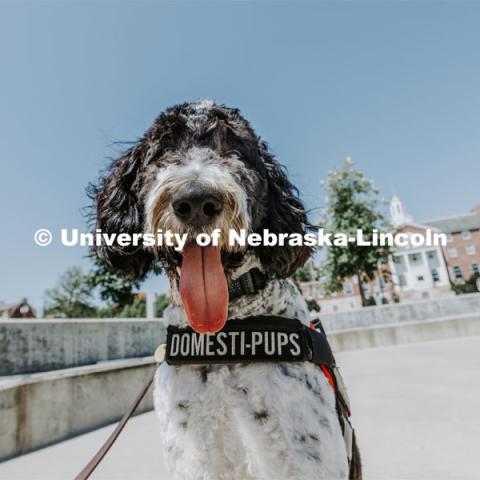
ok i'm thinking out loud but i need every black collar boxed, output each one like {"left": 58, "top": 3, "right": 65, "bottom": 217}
{"left": 228, "top": 268, "right": 269, "bottom": 300}
{"left": 164, "top": 316, "right": 335, "bottom": 367}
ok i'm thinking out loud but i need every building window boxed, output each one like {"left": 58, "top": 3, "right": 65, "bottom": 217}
{"left": 427, "top": 251, "right": 435, "bottom": 260}
{"left": 465, "top": 244, "right": 476, "bottom": 256}
{"left": 408, "top": 253, "right": 423, "bottom": 266}
{"left": 447, "top": 247, "right": 458, "bottom": 258}
{"left": 392, "top": 255, "right": 406, "bottom": 274}
{"left": 431, "top": 269, "right": 440, "bottom": 282}
{"left": 452, "top": 266, "right": 463, "bottom": 279}
{"left": 473, "top": 264, "right": 480, "bottom": 276}
{"left": 417, "top": 275, "right": 424, "bottom": 282}
{"left": 399, "top": 274, "right": 407, "bottom": 287}
{"left": 462, "top": 230, "right": 472, "bottom": 240}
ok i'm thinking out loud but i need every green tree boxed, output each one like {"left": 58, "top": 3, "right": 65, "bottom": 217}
{"left": 293, "top": 266, "right": 312, "bottom": 283}
{"left": 95, "top": 294, "right": 150, "bottom": 318}
{"left": 118, "top": 294, "right": 147, "bottom": 317}
{"left": 44, "top": 266, "right": 97, "bottom": 318}
{"left": 86, "top": 258, "right": 141, "bottom": 309}
{"left": 155, "top": 293, "right": 171, "bottom": 318}
{"left": 320, "top": 158, "right": 391, "bottom": 307}
{"left": 451, "top": 274, "right": 479, "bottom": 295}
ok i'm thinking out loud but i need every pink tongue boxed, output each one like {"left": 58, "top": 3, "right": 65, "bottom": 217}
{"left": 179, "top": 244, "right": 228, "bottom": 334}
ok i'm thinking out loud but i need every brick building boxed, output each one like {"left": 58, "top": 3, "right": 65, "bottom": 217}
{"left": 424, "top": 205, "right": 480, "bottom": 284}
{"left": 299, "top": 198, "right": 480, "bottom": 313}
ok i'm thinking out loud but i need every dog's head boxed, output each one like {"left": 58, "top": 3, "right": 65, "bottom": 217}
{"left": 91, "top": 100, "right": 311, "bottom": 331}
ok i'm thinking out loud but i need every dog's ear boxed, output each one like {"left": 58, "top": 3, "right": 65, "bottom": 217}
{"left": 257, "top": 141, "right": 313, "bottom": 278}
{"left": 89, "top": 146, "right": 155, "bottom": 279}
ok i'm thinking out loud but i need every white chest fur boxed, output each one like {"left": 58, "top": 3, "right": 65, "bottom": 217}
{"left": 154, "top": 278, "right": 349, "bottom": 480}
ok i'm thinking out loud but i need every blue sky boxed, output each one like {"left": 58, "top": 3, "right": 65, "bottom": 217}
{"left": 1, "top": 1, "right": 479, "bottom": 311}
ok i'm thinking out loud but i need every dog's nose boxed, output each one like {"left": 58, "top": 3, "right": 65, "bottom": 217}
{"left": 172, "top": 188, "right": 223, "bottom": 226}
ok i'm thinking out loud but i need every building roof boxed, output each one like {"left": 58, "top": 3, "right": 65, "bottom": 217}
{"left": 423, "top": 212, "right": 480, "bottom": 234}
{"left": 0, "top": 298, "right": 35, "bottom": 318}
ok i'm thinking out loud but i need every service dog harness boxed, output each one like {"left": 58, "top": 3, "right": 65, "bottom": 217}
{"left": 75, "top": 272, "right": 354, "bottom": 479}
{"left": 165, "top": 316, "right": 354, "bottom": 466}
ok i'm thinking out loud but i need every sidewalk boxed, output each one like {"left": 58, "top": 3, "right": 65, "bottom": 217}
{"left": 1, "top": 336, "right": 479, "bottom": 480}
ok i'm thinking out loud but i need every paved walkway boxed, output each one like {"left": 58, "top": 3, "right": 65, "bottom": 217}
{"left": 1, "top": 336, "right": 479, "bottom": 480}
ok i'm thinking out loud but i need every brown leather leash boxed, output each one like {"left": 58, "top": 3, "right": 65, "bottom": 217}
{"left": 74, "top": 346, "right": 166, "bottom": 480}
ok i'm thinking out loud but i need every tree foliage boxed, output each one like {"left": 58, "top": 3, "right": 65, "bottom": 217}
{"left": 320, "top": 158, "right": 391, "bottom": 306}
{"left": 44, "top": 266, "right": 97, "bottom": 318}
{"left": 155, "top": 293, "right": 171, "bottom": 318}
{"left": 451, "top": 274, "right": 479, "bottom": 295}
{"left": 118, "top": 294, "right": 147, "bottom": 317}
{"left": 293, "top": 266, "right": 312, "bottom": 283}
{"left": 44, "top": 260, "right": 169, "bottom": 319}
{"left": 86, "top": 258, "right": 141, "bottom": 309}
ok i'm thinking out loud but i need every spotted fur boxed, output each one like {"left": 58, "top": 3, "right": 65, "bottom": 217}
{"left": 155, "top": 272, "right": 350, "bottom": 480}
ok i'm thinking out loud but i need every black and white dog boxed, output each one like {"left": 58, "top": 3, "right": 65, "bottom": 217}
{"left": 91, "top": 100, "right": 361, "bottom": 480}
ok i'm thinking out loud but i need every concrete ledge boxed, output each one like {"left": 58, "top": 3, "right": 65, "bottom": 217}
{"left": 328, "top": 312, "right": 480, "bottom": 352}
{"left": 0, "top": 318, "right": 165, "bottom": 375}
{"left": 320, "top": 293, "right": 480, "bottom": 331}
{"left": 0, "top": 358, "right": 155, "bottom": 461}
{"left": 2, "top": 312, "right": 479, "bottom": 462}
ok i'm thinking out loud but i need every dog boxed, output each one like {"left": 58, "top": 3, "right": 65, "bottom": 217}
{"left": 91, "top": 100, "right": 361, "bottom": 480}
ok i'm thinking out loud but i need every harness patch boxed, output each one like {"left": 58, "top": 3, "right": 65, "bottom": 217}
{"left": 166, "top": 317, "right": 308, "bottom": 365}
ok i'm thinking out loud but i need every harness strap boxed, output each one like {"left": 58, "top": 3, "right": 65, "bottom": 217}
{"left": 311, "top": 319, "right": 354, "bottom": 469}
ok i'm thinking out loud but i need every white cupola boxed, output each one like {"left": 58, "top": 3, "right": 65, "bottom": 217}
{"left": 390, "top": 195, "right": 412, "bottom": 227}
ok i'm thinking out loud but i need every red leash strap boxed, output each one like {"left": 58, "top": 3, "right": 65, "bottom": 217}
{"left": 74, "top": 364, "right": 159, "bottom": 480}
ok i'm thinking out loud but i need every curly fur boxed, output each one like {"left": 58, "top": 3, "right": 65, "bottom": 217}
{"left": 89, "top": 100, "right": 360, "bottom": 480}
{"left": 89, "top": 100, "right": 312, "bottom": 279}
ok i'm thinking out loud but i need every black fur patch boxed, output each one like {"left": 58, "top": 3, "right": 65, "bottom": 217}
{"left": 253, "top": 410, "right": 269, "bottom": 423}
{"left": 200, "top": 366, "right": 208, "bottom": 383}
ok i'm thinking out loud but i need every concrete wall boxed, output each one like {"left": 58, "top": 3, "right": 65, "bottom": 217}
{"left": 0, "top": 319, "right": 165, "bottom": 375}
{"left": 1, "top": 298, "right": 479, "bottom": 461}
{"left": 0, "top": 358, "right": 155, "bottom": 461}
{"left": 1, "top": 312, "right": 480, "bottom": 461}
{"left": 3, "top": 294, "right": 478, "bottom": 376}
{"left": 328, "top": 312, "right": 480, "bottom": 352}
{"left": 321, "top": 293, "right": 480, "bottom": 331}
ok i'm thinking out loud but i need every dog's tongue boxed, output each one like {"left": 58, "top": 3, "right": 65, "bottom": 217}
{"left": 179, "top": 244, "right": 228, "bottom": 334}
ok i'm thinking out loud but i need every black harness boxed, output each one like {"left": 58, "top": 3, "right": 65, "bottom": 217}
{"left": 164, "top": 315, "right": 355, "bottom": 469}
